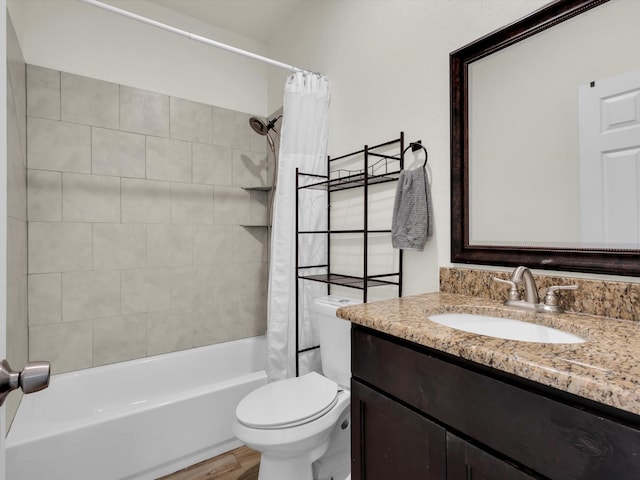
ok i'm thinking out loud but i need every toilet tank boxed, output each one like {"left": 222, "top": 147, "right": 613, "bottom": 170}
{"left": 314, "top": 295, "right": 362, "bottom": 387}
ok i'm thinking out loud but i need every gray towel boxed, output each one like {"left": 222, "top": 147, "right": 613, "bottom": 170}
{"left": 391, "top": 167, "right": 433, "bottom": 250}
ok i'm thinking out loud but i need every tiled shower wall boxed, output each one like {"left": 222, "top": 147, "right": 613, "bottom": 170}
{"left": 26, "top": 66, "right": 270, "bottom": 374}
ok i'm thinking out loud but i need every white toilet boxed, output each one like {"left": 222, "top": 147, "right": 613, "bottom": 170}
{"left": 233, "top": 295, "right": 360, "bottom": 480}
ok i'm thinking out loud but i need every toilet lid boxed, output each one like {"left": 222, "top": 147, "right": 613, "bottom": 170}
{"left": 236, "top": 372, "right": 339, "bottom": 429}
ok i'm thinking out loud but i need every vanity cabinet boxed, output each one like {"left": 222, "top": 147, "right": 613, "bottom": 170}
{"left": 351, "top": 325, "right": 640, "bottom": 480}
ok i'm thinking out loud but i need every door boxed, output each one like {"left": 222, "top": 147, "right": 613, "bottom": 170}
{"left": 351, "top": 379, "right": 447, "bottom": 480}
{"left": 579, "top": 68, "right": 640, "bottom": 247}
{"left": 0, "top": 1, "right": 8, "bottom": 478}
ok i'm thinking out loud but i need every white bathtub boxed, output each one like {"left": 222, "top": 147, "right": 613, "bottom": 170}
{"left": 6, "top": 336, "right": 267, "bottom": 480}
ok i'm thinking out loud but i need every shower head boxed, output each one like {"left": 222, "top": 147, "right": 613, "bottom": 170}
{"left": 249, "top": 116, "right": 281, "bottom": 136}
{"left": 249, "top": 117, "right": 270, "bottom": 136}
{"left": 249, "top": 116, "right": 280, "bottom": 154}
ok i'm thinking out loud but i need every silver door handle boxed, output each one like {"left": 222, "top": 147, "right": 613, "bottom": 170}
{"left": 0, "top": 359, "right": 50, "bottom": 406}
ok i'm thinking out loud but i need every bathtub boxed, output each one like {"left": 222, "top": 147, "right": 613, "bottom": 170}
{"left": 6, "top": 335, "right": 267, "bottom": 480}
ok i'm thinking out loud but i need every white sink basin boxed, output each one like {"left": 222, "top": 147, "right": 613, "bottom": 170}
{"left": 428, "top": 313, "right": 586, "bottom": 344}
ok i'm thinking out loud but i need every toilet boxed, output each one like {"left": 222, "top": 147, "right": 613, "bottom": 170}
{"left": 233, "top": 295, "right": 360, "bottom": 480}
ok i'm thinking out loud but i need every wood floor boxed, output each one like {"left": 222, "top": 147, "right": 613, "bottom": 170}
{"left": 158, "top": 445, "right": 260, "bottom": 480}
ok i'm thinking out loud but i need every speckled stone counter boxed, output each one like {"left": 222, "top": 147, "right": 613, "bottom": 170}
{"left": 337, "top": 292, "right": 640, "bottom": 416}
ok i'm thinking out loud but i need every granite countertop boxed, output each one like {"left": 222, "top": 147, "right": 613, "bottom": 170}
{"left": 337, "top": 292, "right": 640, "bottom": 416}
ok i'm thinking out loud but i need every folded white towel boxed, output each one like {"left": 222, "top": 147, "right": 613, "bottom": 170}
{"left": 391, "top": 167, "right": 433, "bottom": 250}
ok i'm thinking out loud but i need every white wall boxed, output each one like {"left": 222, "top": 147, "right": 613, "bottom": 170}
{"left": 8, "top": 0, "right": 270, "bottom": 116}
{"left": 268, "top": 0, "right": 549, "bottom": 295}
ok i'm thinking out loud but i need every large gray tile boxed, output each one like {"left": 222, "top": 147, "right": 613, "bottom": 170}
{"left": 171, "top": 183, "right": 213, "bottom": 224}
{"left": 93, "top": 313, "right": 147, "bottom": 366}
{"left": 121, "top": 178, "right": 170, "bottom": 223}
{"left": 27, "top": 65, "right": 60, "bottom": 120}
{"left": 93, "top": 223, "right": 147, "bottom": 270}
{"left": 211, "top": 262, "right": 240, "bottom": 303}
{"left": 146, "top": 308, "right": 192, "bottom": 356}
{"left": 250, "top": 190, "right": 269, "bottom": 226}
{"left": 7, "top": 86, "right": 26, "bottom": 223}
{"left": 27, "top": 169, "right": 62, "bottom": 221}
{"left": 147, "top": 224, "right": 193, "bottom": 267}
{"left": 232, "top": 149, "right": 268, "bottom": 188}
{"left": 231, "top": 261, "right": 268, "bottom": 303}
{"left": 27, "top": 117, "right": 91, "bottom": 173}
{"left": 267, "top": 149, "right": 277, "bottom": 187}
{"left": 62, "top": 173, "right": 120, "bottom": 223}
{"left": 7, "top": 137, "right": 26, "bottom": 221}
{"left": 213, "top": 186, "right": 251, "bottom": 225}
{"left": 8, "top": 56, "right": 27, "bottom": 169}
{"left": 6, "top": 277, "right": 28, "bottom": 386}
{"left": 7, "top": 77, "right": 26, "bottom": 167}
{"left": 212, "top": 107, "right": 267, "bottom": 152}
{"left": 28, "top": 222, "right": 93, "bottom": 273}
{"left": 192, "top": 143, "right": 232, "bottom": 186}
{"left": 7, "top": 217, "right": 27, "bottom": 289}
{"left": 29, "top": 320, "right": 93, "bottom": 374}
{"left": 120, "top": 85, "right": 169, "bottom": 137}
{"left": 170, "top": 97, "right": 212, "bottom": 144}
{"left": 217, "top": 298, "right": 265, "bottom": 342}
{"left": 146, "top": 136, "right": 191, "bottom": 182}
{"left": 193, "top": 225, "right": 232, "bottom": 265}
{"left": 92, "top": 127, "right": 146, "bottom": 178}
{"left": 170, "top": 265, "right": 216, "bottom": 310}
{"left": 7, "top": 19, "right": 25, "bottom": 128}
{"left": 62, "top": 270, "right": 120, "bottom": 322}
{"left": 121, "top": 267, "right": 171, "bottom": 314}
{"left": 169, "top": 266, "right": 195, "bottom": 310}
{"left": 225, "top": 297, "right": 267, "bottom": 339}
{"left": 28, "top": 273, "right": 62, "bottom": 326}
{"left": 7, "top": 257, "right": 27, "bottom": 384}
{"left": 192, "top": 304, "right": 233, "bottom": 347}
{"left": 61, "top": 72, "right": 119, "bottom": 128}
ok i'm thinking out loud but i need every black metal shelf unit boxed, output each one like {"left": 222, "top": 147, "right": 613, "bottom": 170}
{"left": 294, "top": 132, "right": 405, "bottom": 375}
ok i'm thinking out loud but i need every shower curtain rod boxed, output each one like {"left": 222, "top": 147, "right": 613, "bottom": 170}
{"left": 79, "top": 0, "right": 314, "bottom": 74}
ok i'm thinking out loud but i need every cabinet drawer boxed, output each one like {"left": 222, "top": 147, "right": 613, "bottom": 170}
{"left": 352, "top": 326, "right": 640, "bottom": 480}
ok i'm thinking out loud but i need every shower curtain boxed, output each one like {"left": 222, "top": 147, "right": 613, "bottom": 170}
{"left": 267, "top": 71, "right": 331, "bottom": 381}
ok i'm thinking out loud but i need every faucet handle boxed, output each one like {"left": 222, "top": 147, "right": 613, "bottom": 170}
{"left": 543, "top": 285, "right": 578, "bottom": 306}
{"left": 493, "top": 277, "right": 520, "bottom": 301}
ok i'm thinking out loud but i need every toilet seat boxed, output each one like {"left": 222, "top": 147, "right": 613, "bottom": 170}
{"left": 236, "top": 372, "right": 339, "bottom": 429}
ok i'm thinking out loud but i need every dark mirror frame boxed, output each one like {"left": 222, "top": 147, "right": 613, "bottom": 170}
{"left": 449, "top": 0, "right": 640, "bottom": 277}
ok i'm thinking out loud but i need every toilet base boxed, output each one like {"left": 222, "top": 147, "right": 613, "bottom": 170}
{"left": 258, "top": 452, "right": 314, "bottom": 480}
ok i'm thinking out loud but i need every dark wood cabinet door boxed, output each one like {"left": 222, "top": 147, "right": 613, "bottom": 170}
{"left": 447, "top": 433, "right": 538, "bottom": 480}
{"left": 351, "top": 379, "right": 447, "bottom": 480}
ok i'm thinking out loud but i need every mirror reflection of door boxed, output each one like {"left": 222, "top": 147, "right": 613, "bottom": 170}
{"left": 579, "top": 68, "right": 640, "bottom": 248}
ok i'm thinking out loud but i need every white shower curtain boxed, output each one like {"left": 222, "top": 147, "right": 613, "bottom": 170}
{"left": 267, "top": 71, "right": 331, "bottom": 381}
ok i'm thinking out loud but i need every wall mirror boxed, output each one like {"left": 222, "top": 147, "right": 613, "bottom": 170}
{"left": 450, "top": 0, "right": 640, "bottom": 276}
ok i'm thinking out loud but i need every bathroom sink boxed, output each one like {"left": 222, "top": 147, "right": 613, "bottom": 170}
{"left": 428, "top": 313, "right": 585, "bottom": 344}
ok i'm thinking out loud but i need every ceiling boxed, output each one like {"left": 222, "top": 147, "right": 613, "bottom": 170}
{"left": 146, "top": 0, "right": 307, "bottom": 44}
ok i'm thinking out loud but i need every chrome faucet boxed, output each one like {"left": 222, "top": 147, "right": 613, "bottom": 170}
{"left": 493, "top": 266, "right": 578, "bottom": 314}
{"left": 510, "top": 266, "right": 539, "bottom": 304}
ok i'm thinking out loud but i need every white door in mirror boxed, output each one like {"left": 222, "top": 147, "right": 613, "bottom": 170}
{"left": 428, "top": 313, "right": 586, "bottom": 344}
{"left": 579, "top": 68, "right": 640, "bottom": 246}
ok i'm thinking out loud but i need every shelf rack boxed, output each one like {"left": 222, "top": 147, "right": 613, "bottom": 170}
{"left": 294, "top": 132, "right": 405, "bottom": 375}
